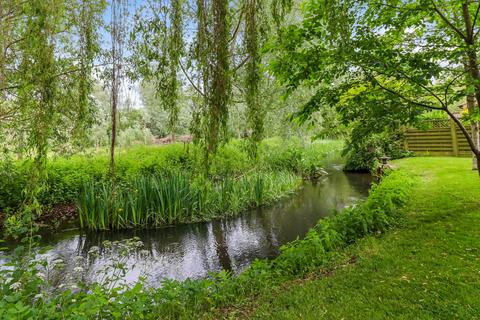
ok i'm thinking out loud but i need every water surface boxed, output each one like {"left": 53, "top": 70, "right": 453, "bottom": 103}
{"left": 1, "top": 168, "right": 371, "bottom": 287}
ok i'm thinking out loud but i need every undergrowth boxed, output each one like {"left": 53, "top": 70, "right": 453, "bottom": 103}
{"left": 0, "top": 138, "right": 342, "bottom": 212}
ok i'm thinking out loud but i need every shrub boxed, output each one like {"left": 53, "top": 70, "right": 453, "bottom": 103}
{"left": 273, "top": 170, "right": 416, "bottom": 275}
{"left": 343, "top": 130, "right": 409, "bottom": 172}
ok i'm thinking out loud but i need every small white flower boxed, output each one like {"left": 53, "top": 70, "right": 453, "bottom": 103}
{"left": 36, "top": 272, "right": 46, "bottom": 279}
{"left": 73, "top": 266, "right": 84, "bottom": 273}
{"left": 70, "top": 284, "right": 78, "bottom": 290}
{"left": 108, "top": 297, "right": 116, "bottom": 303}
{"left": 34, "top": 293, "right": 43, "bottom": 300}
{"left": 71, "top": 299, "right": 76, "bottom": 303}
{"left": 58, "top": 284, "right": 66, "bottom": 289}
{"left": 9, "top": 282, "right": 21, "bottom": 291}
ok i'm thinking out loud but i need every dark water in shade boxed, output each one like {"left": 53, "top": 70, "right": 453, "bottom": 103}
{"left": 1, "top": 167, "right": 371, "bottom": 287}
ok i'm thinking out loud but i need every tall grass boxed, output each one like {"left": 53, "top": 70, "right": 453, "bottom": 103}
{"left": 78, "top": 171, "right": 300, "bottom": 230}
{"left": 1, "top": 138, "right": 343, "bottom": 212}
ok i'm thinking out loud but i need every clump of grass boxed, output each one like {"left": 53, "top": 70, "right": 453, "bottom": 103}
{"left": 78, "top": 171, "right": 301, "bottom": 230}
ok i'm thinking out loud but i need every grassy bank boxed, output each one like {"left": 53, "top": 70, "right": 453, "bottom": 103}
{"left": 0, "top": 138, "right": 342, "bottom": 230}
{"left": 3, "top": 157, "right": 478, "bottom": 319}
{"left": 227, "top": 157, "right": 480, "bottom": 319}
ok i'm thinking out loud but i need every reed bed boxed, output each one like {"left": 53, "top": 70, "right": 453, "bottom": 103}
{"left": 78, "top": 171, "right": 300, "bottom": 230}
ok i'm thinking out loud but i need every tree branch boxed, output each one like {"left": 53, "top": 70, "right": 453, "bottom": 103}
{"left": 472, "top": 2, "right": 480, "bottom": 33}
{"left": 444, "top": 106, "right": 480, "bottom": 156}
{"left": 233, "top": 56, "right": 250, "bottom": 72}
{"left": 179, "top": 61, "right": 204, "bottom": 97}
{"left": 431, "top": 1, "right": 467, "bottom": 40}
{"left": 362, "top": 67, "right": 444, "bottom": 111}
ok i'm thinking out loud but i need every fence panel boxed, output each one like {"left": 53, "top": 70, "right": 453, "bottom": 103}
{"left": 404, "top": 119, "right": 472, "bottom": 157}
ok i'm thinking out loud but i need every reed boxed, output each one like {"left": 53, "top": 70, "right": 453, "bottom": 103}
{"left": 77, "top": 171, "right": 300, "bottom": 230}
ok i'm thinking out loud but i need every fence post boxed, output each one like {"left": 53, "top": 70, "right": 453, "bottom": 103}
{"left": 401, "top": 126, "right": 409, "bottom": 151}
{"left": 450, "top": 119, "right": 459, "bottom": 157}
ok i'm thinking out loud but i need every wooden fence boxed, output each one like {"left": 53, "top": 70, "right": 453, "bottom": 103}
{"left": 404, "top": 119, "right": 472, "bottom": 157}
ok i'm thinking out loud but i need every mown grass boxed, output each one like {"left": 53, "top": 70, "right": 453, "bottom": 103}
{"left": 226, "top": 157, "right": 480, "bottom": 319}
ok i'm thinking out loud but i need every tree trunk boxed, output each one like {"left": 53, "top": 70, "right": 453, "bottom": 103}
{"left": 465, "top": 94, "right": 479, "bottom": 170}
{"left": 445, "top": 107, "right": 480, "bottom": 175}
{"left": 461, "top": 3, "right": 480, "bottom": 172}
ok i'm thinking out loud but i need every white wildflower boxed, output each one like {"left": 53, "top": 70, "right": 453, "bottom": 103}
{"left": 73, "top": 266, "right": 84, "bottom": 273}
{"left": 9, "top": 282, "right": 21, "bottom": 291}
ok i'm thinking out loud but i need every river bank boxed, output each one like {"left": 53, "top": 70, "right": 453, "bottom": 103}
{"left": 1, "top": 156, "right": 414, "bottom": 319}
{"left": 0, "top": 138, "right": 343, "bottom": 232}
{"left": 0, "top": 169, "right": 370, "bottom": 288}
{"left": 222, "top": 157, "right": 480, "bottom": 319}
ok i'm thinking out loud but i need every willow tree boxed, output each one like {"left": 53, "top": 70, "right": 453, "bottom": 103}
{"left": 241, "top": 0, "right": 293, "bottom": 157}
{"left": 131, "top": 0, "right": 292, "bottom": 167}
{"left": 207, "top": 0, "right": 230, "bottom": 154}
{"left": 109, "top": 0, "right": 128, "bottom": 177}
{"left": 130, "top": 0, "right": 185, "bottom": 139}
{"left": 244, "top": 0, "right": 262, "bottom": 158}
{"left": 0, "top": 0, "right": 104, "bottom": 236}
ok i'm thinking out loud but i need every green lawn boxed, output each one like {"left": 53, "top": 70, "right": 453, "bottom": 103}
{"left": 224, "top": 157, "right": 480, "bottom": 319}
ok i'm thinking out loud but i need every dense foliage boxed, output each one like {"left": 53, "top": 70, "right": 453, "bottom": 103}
{"left": 269, "top": 0, "right": 480, "bottom": 171}
{"left": 78, "top": 170, "right": 299, "bottom": 230}
{"left": 0, "top": 138, "right": 342, "bottom": 230}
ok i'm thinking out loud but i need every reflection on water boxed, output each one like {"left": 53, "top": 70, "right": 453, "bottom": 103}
{"left": 1, "top": 168, "right": 371, "bottom": 287}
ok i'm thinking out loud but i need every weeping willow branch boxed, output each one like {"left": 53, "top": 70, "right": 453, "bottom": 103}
{"left": 245, "top": 0, "right": 263, "bottom": 158}
{"left": 179, "top": 60, "right": 204, "bottom": 97}
{"left": 206, "top": 0, "right": 230, "bottom": 154}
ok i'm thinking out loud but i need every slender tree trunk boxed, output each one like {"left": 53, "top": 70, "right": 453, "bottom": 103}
{"left": 0, "top": 1, "right": 6, "bottom": 101}
{"left": 110, "top": 65, "right": 117, "bottom": 177}
{"left": 445, "top": 107, "right": 480, "bottom": 175}
{"left": 461, "top": 3, "right": 480, "bottom": 172}
{"left": 466, "top": 94, "right": 479, "bottom": 170}
{"left": 110, "top": 0, "right": 121, "bottom": 178}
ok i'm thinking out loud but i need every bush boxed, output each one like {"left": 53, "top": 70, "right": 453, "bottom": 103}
{"left": 343, "top": 130, "right": 410, "bottom": 172}
{"left": 272, "top": 169, "right": 416, "bottom": 275}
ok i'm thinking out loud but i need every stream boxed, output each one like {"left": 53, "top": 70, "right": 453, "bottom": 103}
{"left": 1, "top": 166, "right": 371, "bottom": 288}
